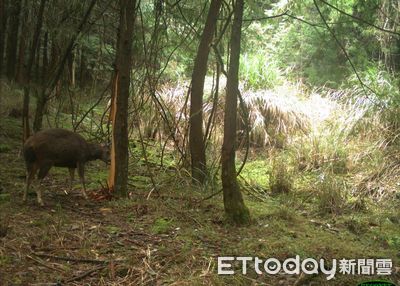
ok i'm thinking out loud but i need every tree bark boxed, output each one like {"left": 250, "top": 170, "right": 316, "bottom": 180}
{"left": 68, "top": 49, "right": 76, "bottom": 87}
{"left": 5, "top": 0, "right": 21, "bottom": 80}
{"left": 42, "top": 31, "right": 48, "bottom": 84}
{"left": 16, "top": 0, "right": 28, "bottom": 84}
{"left": 108, "top": 0, "right": 136, "bottom": 197}
{"left": 189, "top": 0, "right": 222, "bottom": 184}
{"left": 221, "top": 0, "right": 250, "bottom": 225}
{"left": 21, "top": 0, "right": 46, "bottom": 142}
{"left": 0, "top": 0, "right": 8, "bottom": 76}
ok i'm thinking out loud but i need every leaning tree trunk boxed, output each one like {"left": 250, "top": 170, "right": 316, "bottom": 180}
{"left": 221, "top": 0, "right": 250, "bottom": 225}
{"left": 5, "top": 0, "right": 21, "bottom": 80}
{"left": 189, "top": 0, "right": 223, "bottom": 185}
{"left": 108, "top": 0, "right": 136, "bottom": 197}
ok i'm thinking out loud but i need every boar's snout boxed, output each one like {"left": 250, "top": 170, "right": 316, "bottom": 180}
{"left": 100, "top": 144, "right": 111, "bottom": 164}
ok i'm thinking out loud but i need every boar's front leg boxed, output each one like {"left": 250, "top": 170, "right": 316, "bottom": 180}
{"left": 77, "top": 162, "right": 88, "bottom": 199}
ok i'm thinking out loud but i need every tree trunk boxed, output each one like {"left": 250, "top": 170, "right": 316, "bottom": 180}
{"left": 108, "top": 0, "right": 136, "bottom": 197}
{"left": 42, "top": 31, "right": 48, "bottom": 84}
{"left": 68, "top": 49, "right": 76, "bottom": 87}
{"left": 0, "top": 0, "right": 8, "bottom": 76}
{"left": 33, "top": 0, "right": 96, "bottom": 132}
{"left": 34, "top": 37, "right": 41, "bottom": 82}
{"left": 5, "top": 0, "right": 21, "bottom": 80}
{"left": 79, "top": 47, "right": 88, "bottom": 87}
{"left": 23, "top": 0, "right": 47, "bottom": 140}
{"left": 221, "top": 0, "right": 250, "bottom": 225}
{"left": 189, "top": 0, "right": 222, "bottom": 184}
{"left": 16, "top": 0, "right": 28, "bottom": 84}
{"left": 32, "top": 91, "right": 46, "bottom": 132}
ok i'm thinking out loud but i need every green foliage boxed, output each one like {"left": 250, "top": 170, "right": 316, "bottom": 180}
{"left": 344, "top": 217, "right": 368, "bottom": 235}
{"left": 346, "top": 65, "right": 400, "bottom": 100}
{"left": 0, "top": 144, "right": 11, "bottom": 153}
{"left": 240, "top": 53, "right": 283, "bottom": 90}
{"left": 239, "top": 159, "right": 271, "bottom": 187}
{"left": 151, "top": 218, "right": 172, "bottom": 234}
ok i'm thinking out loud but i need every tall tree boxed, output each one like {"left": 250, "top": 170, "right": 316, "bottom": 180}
{"left": 108, "top": 0, "right": 136, "bottom": 196}
{"left": 221, "top": 0, "right": 250, "bottom": 224}
{"left": 22, "top": 0, "right": 47, "bottom": 143}
{"left": 0, "top": 0, "right": 8, "bottom": 75}
{"left": 5, "top": 0, "right": 21, "bottom": 80}
{"left": 32, "top": 0, "right": 97, "bottom": 132}
{"left": 189, "top": 0, "right": 222, "bottom": 184}
{"left": 16, "top": 0, "right": 28, "bottom": 84}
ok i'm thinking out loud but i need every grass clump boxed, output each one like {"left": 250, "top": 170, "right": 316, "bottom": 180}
{"left": 269, "top": 157, "right": 293, "bottom": 195}
{"left": 315, "top": 174, "right": 348, "bottom": 215}
{"left": 343, "top": 217, "right": 368, "bottom": 235}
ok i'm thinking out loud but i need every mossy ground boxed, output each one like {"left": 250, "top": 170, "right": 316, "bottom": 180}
{"left": 0, "top": 115, "right": 399, "bottom": 285}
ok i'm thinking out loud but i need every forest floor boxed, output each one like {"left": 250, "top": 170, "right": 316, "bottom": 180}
{"left": 0, "top": 116, "right": 399, "bottom": 286}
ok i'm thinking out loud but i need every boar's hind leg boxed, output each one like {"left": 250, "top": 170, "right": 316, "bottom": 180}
{"left": 68, "top": 168, "right": 75, "bottom": 191}
{"left": 36, "top": 164, "right": 52, "bottom": 206}
{"left": 77, "top": 163, "right": 88, "bottom": 199}
{"left": 24, "top": 164, "right": 39, "bottom": 202}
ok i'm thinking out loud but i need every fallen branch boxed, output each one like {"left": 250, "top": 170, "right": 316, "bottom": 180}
{"left": 32, "top": 253, "right": 108, "bottom": 264}
{"left": 27, "top": 255, "right": 65, "bottom": 272}
{"left": 63, "top": 265, "right": 106, "bottom": 283}
{"left": 198, "top": 189, "right": 222, "bottom": 202}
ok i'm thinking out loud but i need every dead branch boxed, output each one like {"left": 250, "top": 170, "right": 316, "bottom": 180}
{"left": 32, "top": 252, "right": 108, "bottom": 264}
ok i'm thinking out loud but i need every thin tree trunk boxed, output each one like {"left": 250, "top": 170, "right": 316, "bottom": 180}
{"left": 68, "top": 49, "right": 76, "bottom": 87}
{"left": 108, "top": 0, "right": 136, "bottom": 197}
{"left": 79, "top": 47, "right": 88, "bottom": 87}
{"left": 42, "top": 31, "right": 48, "bottom": 84}
{"left": 16, "top": 0, "right": 28, "bottom": 84}
{"left": 22, "top": 0, "right": 46, "bottom": 142}
{"left": 33, "top": 0, "right": 97, "bottom": 132}
{"left": 221, "top": 0, "right": 250, "bottom": 225}
{"left": 189, "top": 0, "right": 222, "bottom": 184}
{"left": 34, "top": 36, "right": 41, "bottom": 82}
{"left": 0, "top": 0, "right": 8, "bottom": 76}
{"left": 5, "top": 0, "right": 21, "bottom": 80}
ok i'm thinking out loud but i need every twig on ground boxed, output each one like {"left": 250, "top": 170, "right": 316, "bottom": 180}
{"left": 63, "top": 265, "right": 107, "bottom": 283}
{"left": 27, "top": 255, "right": 65, "bottom": 272}
{"left": 32, "top": 252, "right": 108, "bottom": 264}
{"left": 198, "top": 189, "right": 222, "bottom": 202}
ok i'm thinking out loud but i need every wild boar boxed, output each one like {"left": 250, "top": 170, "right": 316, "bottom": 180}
{"left": 23, "top": 128, "right": 110, "bottom": 206}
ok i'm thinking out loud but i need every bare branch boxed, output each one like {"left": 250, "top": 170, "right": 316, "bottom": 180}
{"left": 313, "top": 0, "right": 384, "bottom": 108}
{"left": 319, "top": 0, "right": 400, "bottom": 37}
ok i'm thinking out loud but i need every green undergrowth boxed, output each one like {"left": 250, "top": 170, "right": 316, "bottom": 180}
{"left": 0, "top": 103, "right": 399, "bottom": 285}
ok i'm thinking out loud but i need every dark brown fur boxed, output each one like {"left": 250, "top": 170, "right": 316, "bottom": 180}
{"left": 23, "top": 128, "right": 110, "bottom": 205}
